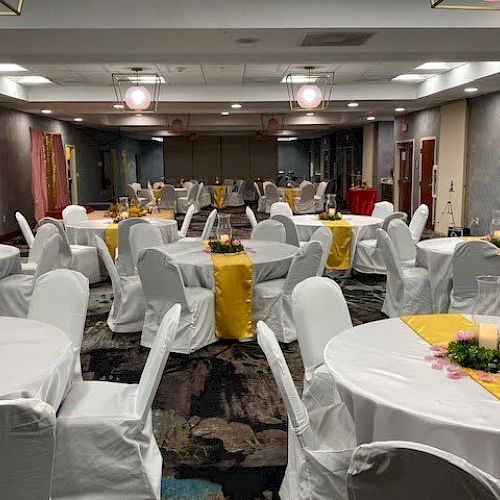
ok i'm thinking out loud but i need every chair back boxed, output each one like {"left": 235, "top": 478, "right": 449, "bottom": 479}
{"left": 264, "top": 183, "right": 280, "bottom": 204}
{"left": 152, "top": 181, "right": 163, "bottom": 190}
{"left": 388, "top": 219, "right": 416, "bottom": 262}
{"left": 299, "top": 183, "right": 315, "bottom": 203}
{"left": 130, "top": 182, "right": 142, "bottom": 193}
{"left": 299, "top": 179, "right": 311, "bottom": 189}
{"left": 186, "top": 183, "right": 199, "bottom": 204}
{"left": 34, "top": 234, "right": 63, "bottom": 280}
{"left": 292, "top": 277, "right": 352, "bottom": 374}
{"left": 201, "top": 209, "right": 217, "bottom": 240}
{"left": 309, "top": 226, "right": 333, "bottom": 276}
{"left": 0, "top": 398, "right": 56, "bottom": 500}
{"left": 116, "top": 218, "right": 148, "bottom": 275}
{"left": 381, "top": 211, "right": 407, "bottom": 231}
{"left": 28, "top": 269, "right": 89, "bottom": 352}
{"left": 283, "top": 241, "right": 323, "bottom": 298}
{"left": 256, "top": 321, "right": 314, "bottom": 449}
{"left": 409, "top": 204, "right": 429, "bottom": 242}
{"left": 29, "top": 223, "right": 59, "bottom": 264}
{"left": 270, "top": 202, "right": 293, "bottom": 218}
{"left": 137, "top": 303, "right": 181, "bottom": 422}
{"left": 376, "top": 229, "right": 403, "bottom": 282}
{"left": 62, "top": 205, "right": 88, "bottom": 226}
{"left": 253, "top": 182, "right": 262, "bottom": 198}
{"left": 195, "top": 182, "right": 205, "bottom": 204}
{"left": 372, "top": 201, "right": 394, "bottom": 219}
{"left": 94, "top": 236, "right": 122, "bottom": 301}
{"left": 236, "top": 180, "right": 246, "bottom": 197}
{"left": 127, "top": 184, "right": 138, "bottom": 201}
{"left": 15, "top": 211, "right": 34, "bottom": 248}
{"left": 347, "top": 441, "right": 500, "bottom": 500}
{"left": 223, "top": 178, "right": 234, "bottom": 186}
{"left": 271, "top": 215, "right": 300, "bottom": 247}
{"left": 251, "top": 219, "right": 286, "bottom": 243}
{"left": 129, "top": 223, "right": 163, "bottom": 267}
{"left": 179, "top": 204, "right": 196, "bottom": 237}
{"left": 183, "top": 181, "right": 193, "bottom": 191}
{"left": 38, "top": 217, "right": 72, "bottom": 262}
{"left": 245, "top": 206, "right": 258, "bottom": 229}
{"left": 315, "top": 181, "right": 328, "bottom": 198}
{"left": 159, "top": 184, "right": 176, "bottom": 209}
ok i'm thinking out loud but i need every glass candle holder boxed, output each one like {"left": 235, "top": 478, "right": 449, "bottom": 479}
{"left": 473, "top": 275, "right": 500, "bottom": 349}
{"left": 118, "top": 197, "right": 129, "bottom": 212}
{"left": 216, "top": 213, "right": 232, "bottom": 243}
{"left": 326, "top": 194, "right": 337, "bottom": 216}
{"left": 490, "top": 210, "right": 500, "bottom": 240}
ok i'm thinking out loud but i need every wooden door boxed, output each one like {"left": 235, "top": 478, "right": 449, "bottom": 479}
{"left": 420, "top": 139, "right": 435, "bottom": 229}
{"left": 398, "top": 142, "right": 413, "bottom": 216}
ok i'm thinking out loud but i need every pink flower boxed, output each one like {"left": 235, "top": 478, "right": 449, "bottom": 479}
{"left": 455, "top": 330, "right": 476, "bottom": 342}
{"left": 224, "top": 240, "right": 231, "bottom": 246}
{"left": 232, "top": 239, "right": 241, "bottom": 246}
{"left": 432, "top": 361, "right": 444, "bottom": 370}
{"left": 424, "top": 354, "right": 434, "bottom": 361}
{"left": 447, "top": 370, "right": 464, "bottom": 380}
{"left": 476, "top": 371, "right": 495, "bottom": 383}
{"left": 484, "top": 234, "right": 492, "bottom": 242}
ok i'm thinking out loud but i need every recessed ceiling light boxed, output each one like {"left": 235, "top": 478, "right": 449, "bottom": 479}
{"left": 306, "top": 112, "right": 314, "bottom": 117}
{"left": 231, "top": 103, "right": 242, "bottom": 109}
{"left": 392, "top": 74, "right": 433, "bottom": 82}
{"left": 151, "top": 137, "right": 163, "bottom": 142}
{"left": 221, "top": 111, "right": 230, "bottom": 116}
{"left": 73, "top": 117, "right": 83, "bottom": 122}
{"left": 367, "top": 116, "right": 376, "bottom": 121}
{"left": 277, "top": 137, "right": 298, "bottom": 142}
{"left": 348, "top": 102, "right": 359, "bottom": 108}
{"left": 0, "top": 64, "right": 27, "bottom": 72}
{"left": 11, "top": 76, "right": 51, "bottom": 84}
{"left": 113, "top": 104, "right": 124, "bottom": 109}
{"left": 415, "top": 62, "right": 450, "bottom": 71}
{"left": 126, "top": 75, "right": 165, "bottom": 84}
{"left": 395, "top": 107, "right": 406, "bottom": 112}
{"left": 281, "top": 75, "right": 319, "bottom": 84}
{"left": 41, "top": 109, "right": 52, "bottom": 114}
{"left": 464, "top": 87, "right": 479, "bottom": 93}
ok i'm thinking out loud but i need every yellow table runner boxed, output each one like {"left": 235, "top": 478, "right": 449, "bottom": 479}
{"left": 212, "top": 186, "right": 225, "bottom": 209}
{"left": 284, "top": 187, "right": 299, "bottom": 210}
{"left": 153, "top": 189, "right": 161, "bottom": 200}
{"left": 211, "top": 252, "right": 253, "bottom": 340}
{"left": 401, "top": 314, "right": 500, "bottom": 400}
{"left": 320, "top": 220, "right": 352, "bottom": 271}
{"left": 104, "top": 223, "right": 118, "bottom": 260}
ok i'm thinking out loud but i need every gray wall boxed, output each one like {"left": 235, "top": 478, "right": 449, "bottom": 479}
{"left": 278, "top": 138, "right": 321, "bottom": 179}
{"left": 140, "top": 140, "right": 164, "bottom": 184}
{"left": 376, "top": 121, "right": 394, "bottom": 195}
{"left": 467, "top": 92, "right": 500, "bottom": 234}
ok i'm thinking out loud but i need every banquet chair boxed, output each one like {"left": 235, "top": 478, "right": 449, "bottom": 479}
{"left": 129, "top": 223, "right": 163, "bottom": 268}
{"left": 264, "top": 183, "right": 281, "bottom": 214}
{"left": 177, "top": 183, "right": 200, "bottom": 214}
{"left": 243, "top": 179, "right": 257, "bottom": 202}
{"left": 20, "top": 223, "right": 59, "bottom": 275}
{"left": 224, "top": 179, "right": 245, "bottom": 207}
{"left": 294, "top": 184, "right": 316, "bottom": 215}
{"left": 62, "top": 204, "right": 88, "bottom": 226}
{"left": 39, "top": 217, "right": 101, "bottom": 284}
{"left": 127, "top": 184, "right": 148, "bottom": 206}
{"left": 138, "top": 188, "right": 154, "bottom": 206}
{"left": 0, "top": 233, "right": 62, "bottom": 317}
{"left": 387, "top": 219, "right": 417, "bottom": 266}
{"left": 158, "top": 184, "right": 176, "bottom": 211}
{"left": 15, "top": 211, "right": 35, "bottom": 248}
{"left": 251, "top": 219, "right": 286, "bottom": 244}
{"left": 114, "top": 218, "right": 148, "bottom": 276}
{"left": 299, "top": 179, "right": 312, "bottom": 189}
{"left": 199, "top": 184, "right": 213, "bottom": 208}
{"left": 28, "top": 269, "right": 89, "bottom": 382}
{"left": 353, "top": 212, "right": 408, "bottom": 274}
{"left": 152, "top": 181, "right": 163, "bottom": 190}
{"left": 255, "top": 182, "right": 267, "bottom": 213}
{"left": 0, "top": 398, "right": 56, "bottom": 500}
{"left": 270, "top": 201, "right": 293, "bottom": 218}
{"left": 271, "top": 214, "right": 300, "bottom": 247}
{"left": 223, "top": 178, "right": 234, "bottom": 186}
{"left": 193, "top": 181, "right": 205, "bottom": 211}
{"left": 257, "top": 321, "right": 356, "bottom": 500}
{"left": 347, "top": 441, "right": 500, "bottom": 500}
{"left": 178, "top": 204, "right": 196, "bottom": 238}
{"left": 308, "top": 226, "right": 333, "bottom": 276}
{"left": 130, "top": 182, "right": 142, "bottom": 193}
{"left": 449, "top": 240, "right": 500, "bottom": 313}
{"left": 408, "top": 203, "right": 429, "bottom": 242}
{"left": 371, "top": 201, "right": 394, "bottom": 219}
{"left": 95, "top": 236, "right": 146, "bottom": 333}
{"left": 377, "top": 228, "right": 432, "bottom": 317}
{"left": 52, "top": 304, "right": 181, "bottom": 500}
{"left": 246, "top": 206, "right": 258, "bottom": 229}
{"left": 253, "top": 241, "right": 323, "bottom": 343}
{"left": 138, "top": 248, "right": 216, "bottom": 353}
{"left": 181, "top": 209, "right": 217, "bottom": 242}
{"left": 183, "top": 180, "right": 193, "bottom": 191}
{"left": 313, "top": 181, "right": 328, "bottom": 212}
{"left": 292, "top": 277, "right": 352, "bottom": 410}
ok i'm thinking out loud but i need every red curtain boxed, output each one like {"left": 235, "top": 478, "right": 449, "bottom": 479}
{"left": 52, "top": 134, "right": 71, "bottom": 209}
{"left": 30, "top": 128, "right": 48, "bottom": 221}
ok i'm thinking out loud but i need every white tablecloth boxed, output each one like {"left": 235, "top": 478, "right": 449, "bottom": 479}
{"left": 161, "top": 239, "right": 299, "bottom": 289}
{"left": 0, "top": 244, "right": 21, "bottom": 279}
{"left": 0, "top": 317, "right": 74, "bottom": 410}
{"left": 324, "top": 317, "right": 500, "bottom": 478}
{"left": 292, "top": 214, "right": 382, "bottom": 271}
{"left": 417, "top": 237, "right": 464, "bottom": 313}
{"left": 66, "top": 218, "right": 179, "bottom": 248}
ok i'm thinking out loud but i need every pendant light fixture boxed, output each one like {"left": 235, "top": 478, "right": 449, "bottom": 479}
{"left": 124, "top": 68, "right": 152, "bottom": 111}
{"left": 0, "top": 0, "right": 24, "bottom": 16}
{"left": 430, "top": 0, "right": 500, "bottom": 8}
{"left": 296, "top": 67, "right": 323, "bottom": 110}
{"left": 284, "top": 66, "right": 334, "bottom": 112}
{"left": 112, "top": 68, "right": 162, "bottom": 113}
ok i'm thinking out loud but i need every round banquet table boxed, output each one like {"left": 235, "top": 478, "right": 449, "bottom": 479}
{"left": 0, "top": 244, "right": 21, "bottom": 279}
{"left": 0, "top": 317, "right": 74, "bottom": 410}
{"left": 324, "top": 317, "right": 500, "bottom": 478}
{"left": 417, "top": 237, "right": 466, "bottom": 313}
{"left": 161, "top": 239, "right": 299, "bottom": 288}
{"left": 345, "top": 188, "right": 378, "bottom": 216}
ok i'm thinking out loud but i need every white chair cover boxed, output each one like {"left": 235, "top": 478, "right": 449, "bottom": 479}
{"left": 129, "top": 223, "right": 163, "bottom": 268}
{"left": 224, "top": 179, "right": 245, "bottom": 207}
{"left": 115, "top": 218, "right": 148, "bottom": 276}
{"left": 243, "top": 179, "right": 257, "bottom": 202}
{"left": 387, "top": 219, "right": 416, "bottom": 265}
{"left": 223, "top": 178, "right": 234, "bottom": 186}
{"left": 21, "top": 223, "right": 59, "bottom": 275}
{"left": 251, "top": 219, "right": 286, "bottom": 243}
{"left": 15, "top": 211, "right": 35, "bottom": 248}
{"left": 253, "top": 241, "right": 323, "bottom": 343}
{"left": 95, "top": 236, "right": 146, "bottom": 333}
{"left": 131, "top": 182, "right": 142, "bottom": 193}
{"left": 291, "top": 277, "right": 352, "bottom": 411}
{"left": 449, "top": 241, "right": 500, "bottom": 313}
{"left": 299, "top": 179, "right": 311, "bottom": 189}
{"left": 177, "top": 183, "right": 200, "bottom": 214}
{"left": 137, "top": 247, "right": 216, "bottom": 353}
{"left": 309, "top": 227, "right": 333, "bottom": 276}
{"left": 0, "top": 233, "right": 62, "bottom": 317}
{"left": 377, "top": 229, "right": 432, "bottom": 317}
{"left": 264, "top": 183, "right": 281, "bottom": 214}
{"left": 180, "top": 209, "right": 217, "bottom": 242}
{"left": 158, "top": 184, "right": 176, "bottom": 210}
{"left": 178, "top": 204, "right": 196, "bottom": 238}
{"left": 255, "top": 182, "right": 267, "bottom": 213}
{"left": 313, "top": 181, "right": 328, "bottom": 212}
{"left": 246, "top": 206, "right": 258, "bottom": 229}
{"left": 28, "top": 269, "right": 89, "bottom": 382}
{"left": 53, "top": 305, "right": 181, "bottom": 500}
{"left": 270, "top": 201, "right": 293, "bottom": 218}
{"left": 271, "top": 214, "right": 300, "bottom": 247}
{"left": 127, "top": 184, "right": 139, "bottom": 203}
{"left": 408, "top": 204, "right": 429, "bottom": 242}
{"left": 62, "top": 205, "right": 88, "bottom": 226}
{"left": 381, "top": 211, "right": 407, "bottom": 231}
{"left": 0, "top": 398, "right": 56, "bottom": 500}
{"left": 294, "top": 184, "right": 316, "bottom": 215}
{"left": 347, "top": 441, "right": 500, "bottom": 500}
{"left": 152, "top": 181, "right": 163, "bottom": 190}
{"left": 371, "top": 201, "right": 394, "bottom": 219}
{"left": 257, "top": 321, "right": 356, "bottom": 500}
{"left": 199, "top": 184, "right": 212, "bottom": 208}
{"left": 183, "top": 181, "right": 193, "bottom": 191}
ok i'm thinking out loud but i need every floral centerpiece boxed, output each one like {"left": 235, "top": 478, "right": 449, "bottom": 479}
{"left": 483, "top": 233, "right": 500, "bottom": 249}
{"left": 107, "top": 201, "right": 148, "bottom": 223}
{"left": 318, "top": 211, "right": 343, "bottom": 221}
{"left": 208, "top": 238, "right": 244, "bottom": 254}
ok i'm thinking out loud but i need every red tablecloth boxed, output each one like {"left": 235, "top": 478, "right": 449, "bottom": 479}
{"left": 345, "top": 189, "right": 378, "bottom": 216}
{"left": 45, "top": 205, "right": 94, "bottom": 219}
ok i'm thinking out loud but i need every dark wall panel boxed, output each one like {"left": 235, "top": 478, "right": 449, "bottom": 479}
{"left": 221, "top": 137, "right": 250, "bottom": 179}
{"left": 193, "top": 136, "right": 221, "bottom": 181}
{"left": 164, "top": 136, "right": 193, "bottom": 179}
{"left": 250, "top": 139, "right": 278, "bottom": 178}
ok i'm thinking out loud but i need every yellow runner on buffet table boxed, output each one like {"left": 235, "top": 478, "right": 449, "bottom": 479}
{"left": 212, "top": 186, "right": 225, "bottom": 209}
{"left": 211, "top": 252, "right": 254, "bottom": 340}
{"left": 104, "top": 223, "right": 118, "bottom": 260}
{"left": 320, "top": 219, "right": 352, "bottom": 271}
{"left": 283, "top": 187, "right": 299, "bottom": 210}
{"left": 401, "top": 314, "right": 500, "bottom": 400}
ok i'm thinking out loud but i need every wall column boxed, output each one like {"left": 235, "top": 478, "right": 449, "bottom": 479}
{"left": 362, "top": 123, "right": 376, "bottom": 186}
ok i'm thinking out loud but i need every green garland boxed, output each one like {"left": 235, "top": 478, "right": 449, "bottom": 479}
{"left": 208, "top": 240, "right": 244, "bottom": 254}
{"left": 491, "top": 237, "right": 500, "bottom": 249}
{"left": 318, "top": 212, "right": 343, "bottom": 221}
{"left": 447, "top": 339, "right": 500, "bottom": 373}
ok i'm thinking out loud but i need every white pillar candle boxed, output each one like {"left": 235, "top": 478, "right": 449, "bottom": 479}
{"left": 219, "top": 234, "right": 230, "bottom": 244}
{"left": 493, "top": 230, "right": 500, "bottom": 239}
{"left": 479, "top": 323, "right": 498, "bottom": 349}
{"left": 328, "top": 208, "right": 336, "bottom": 216}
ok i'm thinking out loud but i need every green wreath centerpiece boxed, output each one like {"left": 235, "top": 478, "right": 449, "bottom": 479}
{"left": 318, "top": 211, "right": 343, "bottom": 222}
{"left": 208, "top": 239, "right": 245, "bottom": 254}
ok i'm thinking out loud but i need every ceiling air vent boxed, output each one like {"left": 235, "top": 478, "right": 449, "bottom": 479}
{"left": 300, "top": 32, "right": 375, "bottom": 47}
